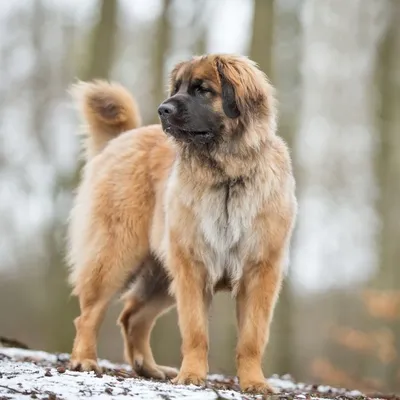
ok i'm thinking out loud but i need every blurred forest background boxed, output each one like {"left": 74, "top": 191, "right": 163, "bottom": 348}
{"left": 0, "top": 0, "right": 399, "bottom": 394}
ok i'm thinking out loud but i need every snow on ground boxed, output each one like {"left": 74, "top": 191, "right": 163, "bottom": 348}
{"left": 0, "top": 347, "right": 392, "bottom": 400}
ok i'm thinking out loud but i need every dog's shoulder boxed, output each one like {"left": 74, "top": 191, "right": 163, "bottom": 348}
{"left": 257, "top": 134, "right": 297, "bottom": 223}
{"left": 265, "top": 134, "right": 293, "bottom": 176}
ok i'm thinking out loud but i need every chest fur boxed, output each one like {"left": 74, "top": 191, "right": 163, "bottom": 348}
{"left": 193, "top": 179, "right": 262, "bottom": 285}
{"left": 199, "top": 180, "right": 251, "bottom": 249}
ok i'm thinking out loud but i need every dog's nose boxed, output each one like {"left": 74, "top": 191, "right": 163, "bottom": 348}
{"left": 158, "top": 103, "right": 176, "bottom": 117}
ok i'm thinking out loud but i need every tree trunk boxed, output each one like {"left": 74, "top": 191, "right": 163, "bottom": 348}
{"left": 376, "top": 2, "right": 400, "bottom": 289}
{"left": 151, "top": 0, "right": 172, "bottom": 123}
{"left": 372, "top": 0, "right": 400, "bottom": 390}
{"left": 249, "top": 0, "right": 274, "bottom": 78}
{"left": 82, "top": 0, "right": 118, "bottom": 80}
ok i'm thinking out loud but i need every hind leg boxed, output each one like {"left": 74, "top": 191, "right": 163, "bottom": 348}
{"left": 118, "top": 258, "right": 177, "bottom": 380}
{"left": 118, "top": 295, "right": 177, "bottom": 379}
{"left": 69, "top": 239, "right": 148, "bottom": 373}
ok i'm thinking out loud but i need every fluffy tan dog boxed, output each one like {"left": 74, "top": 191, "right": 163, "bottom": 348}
{"left": 67, "top": 54, "right": 297, "bottom": 394}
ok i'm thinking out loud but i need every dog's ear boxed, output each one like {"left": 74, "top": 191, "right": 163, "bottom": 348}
{"left": 215, "top": 56, "right": 272, "bottom": 121}
{"left": 216, "top": 60, "right": 240, "bottom": 119}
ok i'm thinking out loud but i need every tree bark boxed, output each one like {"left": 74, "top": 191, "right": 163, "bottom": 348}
{"left": 375, "top": 2, "right": 400, "bottom": 289}
{"left": 83, "top": 0, "right": 118, "bottom": 80}
{"left": 151, "top": 0, "right": 172, "bottom": 122}
{"left": 372, "top": 0, "right": 400, "bottom": 390}
{"left": 249, "top": 0, "right": 274, "bottom": 78}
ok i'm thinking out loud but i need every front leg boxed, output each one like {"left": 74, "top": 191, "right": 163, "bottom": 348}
{"left": 236, "top": 252, "right": 284, "bottom": 394}
{"left": 169, "top": 243, "right": 210, "bottom": 386}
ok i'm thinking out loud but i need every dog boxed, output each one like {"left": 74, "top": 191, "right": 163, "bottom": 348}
{"left": 67, "top": 54, "right": 297, "bottom": 394}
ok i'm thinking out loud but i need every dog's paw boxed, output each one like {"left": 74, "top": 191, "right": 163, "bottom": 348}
{"left": 69, "top": 358, "right": 102, "bottom": 374}
{"left": 135, "top": 363, "right": 165, "bottom": 380}
{"left": 158, "top": 365, "right": 179, "bottom": 380}
{"left": 240, "top": 380, "right": 277, "bottom": 395}
{"left": 133, "top": 359, "right": 178, "bottom": 380}
{"left": 172, "top": 371, "right": 205, "bottom": 386}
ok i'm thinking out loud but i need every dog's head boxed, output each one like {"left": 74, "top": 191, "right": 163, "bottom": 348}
{"left": 158, "top": 54, "right": 276, "bottom": 149}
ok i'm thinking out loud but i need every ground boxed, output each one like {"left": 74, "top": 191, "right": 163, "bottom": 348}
{"left": 0, "top": 347, "right": 398, "bottom": 400}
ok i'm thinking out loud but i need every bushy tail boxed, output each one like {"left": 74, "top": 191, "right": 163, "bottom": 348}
{"left": 70, "top": 80, "right": 141, "bottom": 160}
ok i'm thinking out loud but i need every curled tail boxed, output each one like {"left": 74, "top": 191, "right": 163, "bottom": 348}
{"left": 70, "top": 80, "right": 141, "bottom": 160}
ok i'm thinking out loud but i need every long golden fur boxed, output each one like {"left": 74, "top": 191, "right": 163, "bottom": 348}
{"left": 67, "top": 54, "right": 297, "bottom": 394}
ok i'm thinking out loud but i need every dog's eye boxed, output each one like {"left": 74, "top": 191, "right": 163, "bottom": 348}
{"left": 195, "top": 85, "right": 212, "bottom": 95}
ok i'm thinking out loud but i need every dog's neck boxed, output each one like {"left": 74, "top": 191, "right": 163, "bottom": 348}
{"left": 170, "top": 114, "right": 274, "bottom": 186}
{"left": 174, "top": 137, "right": 267, "bottom": 187}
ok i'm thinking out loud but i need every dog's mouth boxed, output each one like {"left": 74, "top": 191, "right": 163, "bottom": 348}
{"left": 163, "top": 124, "right": 214, "bottom": 144}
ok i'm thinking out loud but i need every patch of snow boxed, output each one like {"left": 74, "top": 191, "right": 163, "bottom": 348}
{"left": 0, "top": 359, "right": 243, "bottom": 400}
{"left": 0, "top": 349, "right": 244, "bottom": 399}
{"left": 318, "top": 385, "right": 333, "bottom": 393}
{"left": 0, "top": 348, "right": 383, "bottom": 399}
{"left": 1, "top": 347, "right": 59, "bottom": 362}
{"left": 268, "top": 376, "right": 298, "bottom": 391}
{"left": 348, "top": 389, "right": 363, "bottom": 396}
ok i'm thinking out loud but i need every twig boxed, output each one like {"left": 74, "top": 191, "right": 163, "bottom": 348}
{"left": 0, "top": 384, "right": 29, "bottom": 395}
